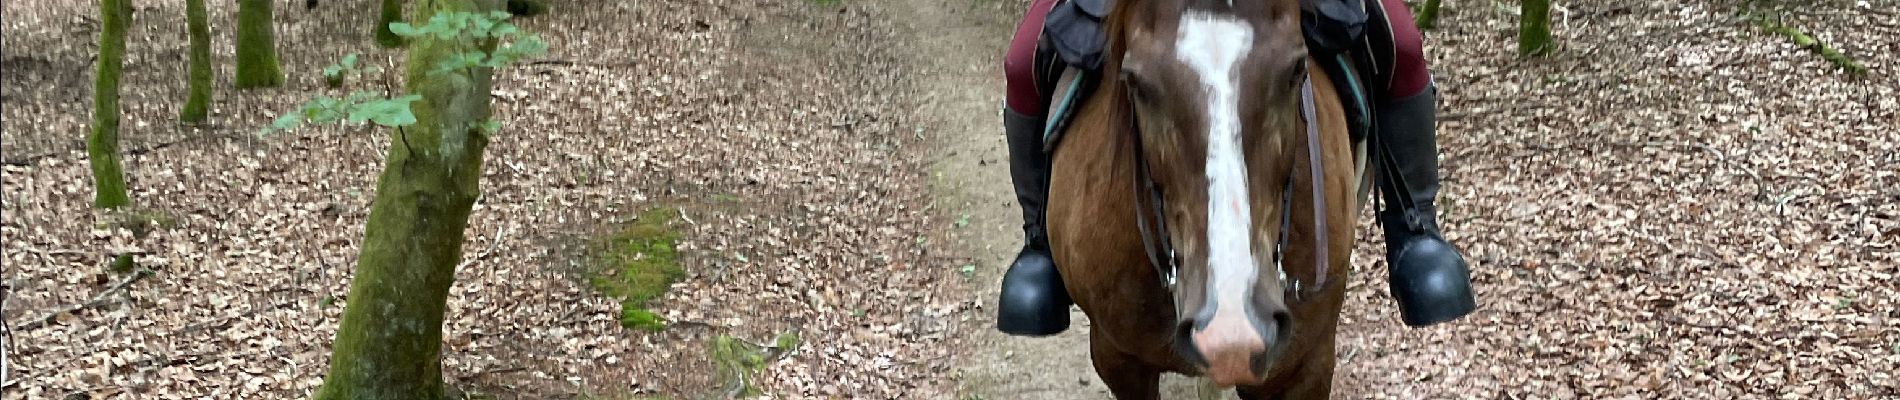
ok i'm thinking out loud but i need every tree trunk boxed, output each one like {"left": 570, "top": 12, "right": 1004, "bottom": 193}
{"left": 234, "top": 0, "right": 282, "bottom": 88}
{"left": 376, "top": 0, "right": 404, "bottom": 48}
{"left": 506, "top": 0, "right": 547, "bottom": 17}
{"left": 1518, "top": 0, "right": 1553, "bottom": 56}
{"left": 180, "top": 0, "right": 211, "bottom": 122}
{"left": 1415, "top": 0, "right": 1443, "bottom": 30}
{"left": 311, "top": 1, "right": 501, "bottom": 398}
{"left": 88, "top": 0, "right": 131, "bottom": 209}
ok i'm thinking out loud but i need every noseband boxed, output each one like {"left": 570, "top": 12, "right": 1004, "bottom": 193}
{"left": 1129, "top": 74, "right": 1331, "bottom": 302}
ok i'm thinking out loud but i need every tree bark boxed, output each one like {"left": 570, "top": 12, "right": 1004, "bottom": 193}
{"left": 180, "top": 0, "right": 212, "bottom": 122}
{"left": 234, "top": 0, "right": 283, "bottom": 88}
{"left": 1415, "top": 0, "right": 1443, "bottom": 30}
{"left": 377, "top": 0, "right": 404, "bottom": 48}
{"left": 506, "top": 0, "right": 547, "bottom": 17}
{"left": 88, "top": 0, "right": 131, "bottom": 209}
{"left": 311, "top": 1, "right": 501, "bottom": 398}
{"left": 1518, "top": 0, "right": 1553, "bottom": 56}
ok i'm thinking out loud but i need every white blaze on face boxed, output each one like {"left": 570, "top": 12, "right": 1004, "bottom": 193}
{"left": 1176, "top": 11, "right": 1258, "bottom": 314}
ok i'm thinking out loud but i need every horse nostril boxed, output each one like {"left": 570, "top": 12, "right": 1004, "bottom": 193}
{"left": 1269, "top": 310, "right": 1293, "bottom": 344}
{"left": 1250, "top": 310, "right": 1295, "bottom": 376}
{"left": 1173, "top": 320, "right": 1209, "bottom": 368}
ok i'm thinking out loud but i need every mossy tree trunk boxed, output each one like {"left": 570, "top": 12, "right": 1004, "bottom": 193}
{"left": 88, "top": 0, "right": 131, "bottom": 209}
{"left": 376, "top": 0, "right": 404, "bottom": 48}
{"left": 311, "top": 0, "right": 501, "bottom": 398}
{"left": 179, "top": 0, "right": 211, "bottom": 122}
{"left": 1518, "top": 0, "right": 1553, "bottom": 56}
{"left": 234, "top": 0, "right": 282, "bottom": 88}
{"left": 1415, "top": 0, "right": 1443, "bottom": 30}
{"left": 506, "top": 0, "right": 547, "bottom": 17}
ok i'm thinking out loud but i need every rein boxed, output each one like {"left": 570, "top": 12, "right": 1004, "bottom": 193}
{"left": 1129, "top": 73, "right": 1331, "bottom": 302}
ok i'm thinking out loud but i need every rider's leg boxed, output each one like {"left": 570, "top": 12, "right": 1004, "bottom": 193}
{"left": 996, "top": 0, "right": 1072, "bottom": 337}
{"left": 1004, "top": 0, "right": 1060, "bottom": 116}
{"left": 1370, "top": 0, "right": 1476, "bottom": 327}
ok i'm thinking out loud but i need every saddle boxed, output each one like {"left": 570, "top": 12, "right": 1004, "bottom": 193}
{"left": 1034, "top": 0, "right": 1396, "bottom": 151}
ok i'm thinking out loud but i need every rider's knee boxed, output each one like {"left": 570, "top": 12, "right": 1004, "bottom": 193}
{"left": 1379, "top": 0, "right": 1432, "bottom": 97}
{"left": 1005, "top": 0, "right": 1062, "bottom": 114}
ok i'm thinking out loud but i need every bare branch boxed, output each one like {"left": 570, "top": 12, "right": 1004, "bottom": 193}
{"left": 2, "top": 132, "right": 242, "bottom": 167}
{"left": 455, "top": 225, "right": 508, "bottom": 270}
{"left": 13, "top": 269, "right": 153, "bottom": 332}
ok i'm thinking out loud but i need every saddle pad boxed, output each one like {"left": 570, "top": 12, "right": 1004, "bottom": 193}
{"left": 1036, "top": 0, "right": 1375, "bottom": 152}
{"left": 1038, "top": 58, "right": 1369, "bottom": 153}
{"left": 1041, "top": 66, "right": 1096, "bottom": 152}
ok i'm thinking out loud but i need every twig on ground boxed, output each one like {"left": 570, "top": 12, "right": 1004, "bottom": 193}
{"left": 677, "top": 207, "right": 698, "bottom": 226}
{"left": 1606, "top": 140, "right": 1773, "bottom": 201}
{"left": 20, "top": 246, "right": 92, "bottom": 266}
{"left": 1, "top": 132, "right": 241, "bottom": 167}
{"left": 471, "top": 366, "right": 527, "bottom": 378}
{"left": 112, "top": 351, "right": 218, "bottom": 373}
{"left": 1663, "top": 315, "right": 1727, "bottom": 330}
{"left": 14, "top": 269, "right": 154, "bottom": 332}
{"left": 456, "top": 225, "right": 509, "bottom": 270}
{"left": 170, "top": 299, "right": 297, "bottom": 337}
{"left": 2, "top": 282, "right": 10, "bottom": 389}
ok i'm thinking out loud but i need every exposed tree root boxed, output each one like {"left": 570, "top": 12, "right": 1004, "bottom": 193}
{"left": 1748, "top": 14, "right": 1869, "bottom": 77}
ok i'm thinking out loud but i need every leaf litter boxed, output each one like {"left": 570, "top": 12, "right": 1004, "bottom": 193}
{"left": 2, "top": 0, "right": 1895, "bottom": 399}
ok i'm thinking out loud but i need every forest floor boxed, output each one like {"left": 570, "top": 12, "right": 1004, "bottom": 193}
{"left": 4, "top": 0, "right": 1898, "bottom": 399}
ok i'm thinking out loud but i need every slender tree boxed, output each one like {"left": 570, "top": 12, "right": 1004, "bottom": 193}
{"left": 88, "top": 0, "right": 131, "bottom": 209}
{"left": 304, "top": 2, "right": 544, "bottom": 398}
{"left": 1518, "top": 0, "right": 1553, "bottom": 56}
{"left": 234, "top": 0, "right": 283, "bottom": 88}
{"left": 377, "top": 0, "right": 404, "bottom": 48}
{"left": 180, "top": 0, "right": 212, "bottom": 122}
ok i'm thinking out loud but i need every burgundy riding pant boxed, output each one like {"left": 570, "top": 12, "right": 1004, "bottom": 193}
{"left": 1003, "top": 0, "right": 1430, "bottom": 116}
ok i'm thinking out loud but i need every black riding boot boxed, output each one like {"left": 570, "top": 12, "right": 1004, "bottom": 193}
{"left": 1374, "top": 85, "right": 1476, "bottom": 327}
{"left": 995, "top": 107, "right": 1072, "bottom": 336}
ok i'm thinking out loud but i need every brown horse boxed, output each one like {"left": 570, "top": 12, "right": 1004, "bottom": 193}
{"left": 1044, "top": 0, "right": 1370, "bottom": 398}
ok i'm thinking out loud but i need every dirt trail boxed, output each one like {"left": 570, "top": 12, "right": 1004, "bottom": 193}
{"left": 879, "top": 0, "right": 1212, "bottom": 398}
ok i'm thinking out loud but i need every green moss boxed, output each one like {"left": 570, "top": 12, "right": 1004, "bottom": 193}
{"left": 1414, "top": 0, "right": 1442, "bottom": 30}
{"left": 1517, "top": 0, "right": 1554, "bottom": 57}
{"left": 588, "top": 207, "right": 684, "bottom": 332}
{"left": 1748, "top": 13, "right": 1868, "bottom": 77}
{"left": 107, "top": 253, "right": 135, "bottom": 273}
{"left": 772, "top": 331, "right": 800, "bottom": 353}
{"left": 620, "top": 308, "right": 665, "bottom": 331}
{"left": 377, "top": 0, "right": 406, "bottom": 48}
{"left": 709, "top": 335, "right": 767, "bottom": 398}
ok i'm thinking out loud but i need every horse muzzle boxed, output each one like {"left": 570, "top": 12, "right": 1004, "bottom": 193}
{"left": 1175, "top": 303, "right": 1292, "bottom": 387}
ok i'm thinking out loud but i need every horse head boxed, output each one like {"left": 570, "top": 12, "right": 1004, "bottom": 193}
{"left": 1109, "top": 0, "right": 1315, "bottom": 387}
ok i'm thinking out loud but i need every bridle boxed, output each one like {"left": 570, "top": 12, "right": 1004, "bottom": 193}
{"left": 1127, "top": 72, "right": 1332, "bottom": 303}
